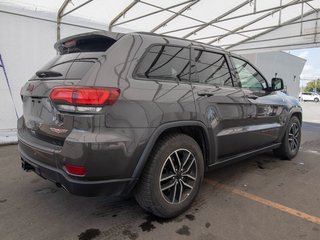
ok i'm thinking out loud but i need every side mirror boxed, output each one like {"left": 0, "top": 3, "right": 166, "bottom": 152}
{"left": 271, "top": 78, "right": 284, "bottom": 91}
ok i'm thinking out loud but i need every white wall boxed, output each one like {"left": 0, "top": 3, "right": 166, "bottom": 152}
{"left": 242, "top": 51, "right": 306, "bottom": 98}
{"left": 1, "top": 10, "right": 56, "bottom": 131}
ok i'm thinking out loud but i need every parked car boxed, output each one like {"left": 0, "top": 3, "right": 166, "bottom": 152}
{"left": 18, "top": 31, "right": 302, "bottom": 218}
{"left": 299, "top": 92, "right": 319, "bottom": 102}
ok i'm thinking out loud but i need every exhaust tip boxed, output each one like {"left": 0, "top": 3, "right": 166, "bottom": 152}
{"left": 21, "top": 160, "right": 34, "bottom": 172}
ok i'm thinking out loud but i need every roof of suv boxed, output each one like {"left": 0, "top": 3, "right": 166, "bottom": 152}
{"left": 57, "top": 30, "right": 229, "bottom": 55}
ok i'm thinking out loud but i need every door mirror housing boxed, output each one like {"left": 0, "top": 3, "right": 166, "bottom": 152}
{"left": 270, "top": 78, "right": 284, "bottom": 91}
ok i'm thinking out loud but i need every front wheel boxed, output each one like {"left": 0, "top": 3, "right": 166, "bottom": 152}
{"left": 314, "top": 98, "right": 319, "bottom": 103}
{"left": 273, "top": 116, "right": 301, "bottom": 160}
{"left": 134, "top": 134, "right": 204, "bottom": 218}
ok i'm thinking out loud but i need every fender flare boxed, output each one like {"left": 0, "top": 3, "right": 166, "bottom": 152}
{"left": 131, "top": 120, "right": 210, "bottom": 179}
{"left": 288, "top": 105, "right": 303, "bottom": 123}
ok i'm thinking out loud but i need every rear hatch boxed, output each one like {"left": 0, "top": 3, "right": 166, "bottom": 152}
{"left": 20, "top": 32, "right": 122, "bottom": 145}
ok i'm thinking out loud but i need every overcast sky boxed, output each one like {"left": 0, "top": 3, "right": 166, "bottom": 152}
{"left": 287, "top": 48, "right": 320, "bottom": 87}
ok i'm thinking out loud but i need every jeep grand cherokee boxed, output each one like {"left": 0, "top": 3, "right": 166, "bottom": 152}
{"left": 18, "top": 31, "right": 302, "bottom": 218}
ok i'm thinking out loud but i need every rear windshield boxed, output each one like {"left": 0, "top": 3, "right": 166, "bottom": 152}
{"left": 31, "top": 35, "right": 117, "bottom": 80}
{"left": 32, "top": 52, "right": 103, "bottom": 80}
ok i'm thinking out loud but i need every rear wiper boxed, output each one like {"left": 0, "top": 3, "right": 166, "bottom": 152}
{"left": 36, "top": 70, "right": 63, "bottom": 78}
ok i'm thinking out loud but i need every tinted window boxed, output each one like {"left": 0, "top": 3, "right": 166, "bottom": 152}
{"left": 135, "top": 45, "right": 190, "bottom": 81}
{"left": 231, "top": 57, "right": 267, "bottom": 91}
{"left": 34, "top": 52, "right": 100, "bottom": 80}
{"left": 193, "top": 50, "right": 232, "bottom": 87}
{"left": 64, "top": 58, "right": 97, "bottom": 79}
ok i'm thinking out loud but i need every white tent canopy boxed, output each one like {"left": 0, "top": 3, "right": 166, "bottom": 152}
{"left": 1, "top": 0, "right": 319, "bottom": 53}
{"left": 0, "top": 0, "right": 317, "bottom": 143}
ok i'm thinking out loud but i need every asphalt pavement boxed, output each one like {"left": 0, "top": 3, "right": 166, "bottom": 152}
{"left": 1, "top": 101, "right": 320, "bottom": 240}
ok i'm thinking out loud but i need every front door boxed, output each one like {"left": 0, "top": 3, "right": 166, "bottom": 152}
{"left": 229, "top": 56, "right": 285, "bottom": 151}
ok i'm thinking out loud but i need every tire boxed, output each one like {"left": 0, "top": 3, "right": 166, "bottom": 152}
{"left": 134, "top": 134, "right": 204, "bottom": 218}
{"left": 273, "top": 116, "right": 301, "bottom": 160}
{"left": 314, "top": 98, "right": 319, "bottom": 103}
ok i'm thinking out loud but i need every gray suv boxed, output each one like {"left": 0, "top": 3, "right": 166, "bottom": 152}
{"left": 18, "top": 31, "right": 302, "bottom": 218}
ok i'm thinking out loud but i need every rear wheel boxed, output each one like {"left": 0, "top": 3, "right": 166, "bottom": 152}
{"left": 273, "top": 116, "right": 301, "bottom": 160}
{"left": 314, "top": 98, "right": 319, "bottom": 103}
{"left": 134, "top": 134, "right": 204, "bottom": 218}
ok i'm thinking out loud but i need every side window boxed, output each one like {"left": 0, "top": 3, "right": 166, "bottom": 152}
{"left": 231, "top": 57, "right": 267, "bottom": 91}
{"left": 193, "top": 50, "right": 233, "bottom": 87}
{"left": 135, "top": 45, "right": 190, "bottom": 81}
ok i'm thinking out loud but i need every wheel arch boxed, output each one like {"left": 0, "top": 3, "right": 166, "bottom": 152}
{"left": 290, "top": 111, "right": 302, "bottom": 124}
{"left": 276, "top": 107, "right": 302, "bottom": 144}
{"left": 131, "top": 121, "right": 211, "bottom": 180}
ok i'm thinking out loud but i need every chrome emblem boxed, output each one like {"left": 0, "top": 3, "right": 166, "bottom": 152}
{"left": 49, "top": 127, "right": 68, "bottom": 134}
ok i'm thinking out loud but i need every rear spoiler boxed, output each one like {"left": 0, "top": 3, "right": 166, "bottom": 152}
{"left": 54, "top": 31, "right": 125, "bottom": 54}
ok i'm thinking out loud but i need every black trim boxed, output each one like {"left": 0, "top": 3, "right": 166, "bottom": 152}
{"left": 209, "top": 143, "right": 281, "bottom": 170}
{"left": 20, "top": 149, "right": 136, "bottom": 197}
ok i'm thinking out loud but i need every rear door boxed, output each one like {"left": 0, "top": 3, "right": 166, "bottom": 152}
{"left": 190, "top": 47, "right": 249, "bottom": 162}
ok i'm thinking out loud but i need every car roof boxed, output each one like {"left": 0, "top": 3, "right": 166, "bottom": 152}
{"left": 58, "top": 30, "right": 229, "bottom": 54}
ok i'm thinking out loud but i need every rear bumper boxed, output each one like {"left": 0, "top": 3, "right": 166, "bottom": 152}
{"left": 17, "top": 116, "right": 151, "bottom": 197}
{"left": 20, "top": 148, "right": 137, "bottom": 197}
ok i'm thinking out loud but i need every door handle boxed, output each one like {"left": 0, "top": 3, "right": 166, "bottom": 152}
{"left": 247, "top": 94, "right": 258, "bottom": 100}
{"left": 197, "top": 91, "right": 214, "bottom": 97}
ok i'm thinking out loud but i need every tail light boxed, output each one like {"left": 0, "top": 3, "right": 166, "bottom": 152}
{"left": 49, "top": 86, "right": 120, "bottom": 113}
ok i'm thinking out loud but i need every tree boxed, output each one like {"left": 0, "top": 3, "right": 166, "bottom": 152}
{"left": 304, "top": 79, "right": 320, "bottom": 93}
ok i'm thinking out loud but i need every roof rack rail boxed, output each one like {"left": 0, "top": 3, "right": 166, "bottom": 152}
{"left": 134, "top": 31, "right": 224, "bottom": 50}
